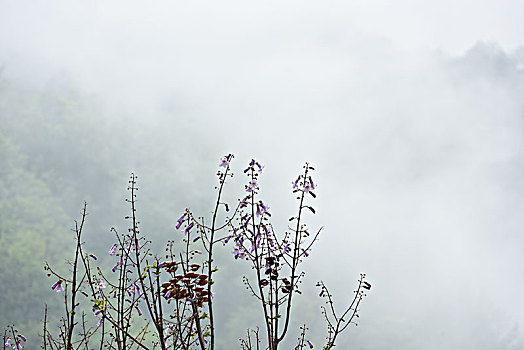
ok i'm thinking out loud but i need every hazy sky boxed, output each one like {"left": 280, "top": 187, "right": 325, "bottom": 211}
{"left": 1, "top": 1, "right": 524, "bottom": 349}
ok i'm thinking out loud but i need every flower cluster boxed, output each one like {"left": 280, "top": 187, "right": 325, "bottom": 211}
{"left": 4, "top": 335, "right": 26, "bottom": 350}
{"left": 292, "top": 168, "right": 316, "bottom": 197}
{"left": 218, "top": 153, "right": 234, "bottom": 184}
{"left": 244, "top": 159, "right": 264, "bottom": 174}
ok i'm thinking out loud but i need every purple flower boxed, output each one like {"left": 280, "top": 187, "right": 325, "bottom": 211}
{"left": 219, "top": 157, "right": 230, "bottom": 168}
{"left": 292, "top": 178, "right": 300, "bottom": 190}
{"left": 98, "top": 279, "right": 106, "bottom": 290}
{"left": 224, "top": 235, "right": 232, "bottom": 244}
{"left": 108, "top": 244, "right": 117, "bottom": 256}
{"left": 128, "top": 283, "right": 141, "bottom": 296}
{"left": 240, "top": 195, "right": 250, "bottom": 207}
{"left": 96, "top": 317, "right": 103, "bottom": 327}
{"left": 164, "top": 290, "right": 172, "bottom": 299}
{"left": 246, "top": 179, "right": 258, "bottom": 193}
{"left": 112, "top": 264, "right": 118, "bottom": 272}
{"left": 51, "top": 280, "right": 64, "bottom": 293}
{"left": 136, "top": 306, "right": 143, "bottom": 316}
{"left": 89, "top": 254, "right": 98, "bottom": 260}
{"left": 302, "top": 249, "right": 309, "bottom": 257}
{"left": 18, "top": 335, "right": 26, "bottom": 342}
{"left": 256, "top": 162, "right": 264, "bottom": 174}
{"left": 363, "top": 281, "right": 371, "bottom": 290}
{"left": 256, "top": 202, "right": 270, "bottom": 217}
{"left": 232, "top": 245, "right": 246, "bottom": 259}
{"left": 5, "top": 338, "right": 12, "bottom": 347}
{"left": 184, "top": 222, "right": 194, "bottom": 235}
{"left": 176, "top": 212, "right": 187, "bottom": 230}
{"left": 283, "top": 244, "right": 291, "bottom": 254}
{"left": 303, "top": 180, "right": 316, "bottom": 193}
{"left": 307, "top": 340, "right": 314, "bottom": 348}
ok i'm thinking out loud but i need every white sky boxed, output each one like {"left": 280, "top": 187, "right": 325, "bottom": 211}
{"left": 2, "top": 0, "right": 523, "bottom": 54}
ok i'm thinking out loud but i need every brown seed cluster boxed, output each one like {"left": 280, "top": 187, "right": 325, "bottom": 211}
{"left": 161, "top": 261, "right": 209, "bottom": 307}
{"left": 264, "top": 256, "right": 280, "bottom": 282}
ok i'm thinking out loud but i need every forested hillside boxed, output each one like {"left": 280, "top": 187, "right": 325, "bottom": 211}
{"left": 0, "top": 77, "right": 285, "bottom": 348}
{"left": 0, "top": 77, "right": 130, "bottom": 343}
{"left": 0, "top": 131, "right": 66, "bottom": 335}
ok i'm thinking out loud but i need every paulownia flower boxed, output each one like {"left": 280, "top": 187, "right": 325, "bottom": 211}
{"left": 176, "top": 213, "right": 187, "bottom": 229}
{"left": 219, "top": 157, "right": 230, "bottom": 168}
{"left": 51, "top": 280, "right": 64, "bottom": 293}
{"left": 98, "top": 279, "right": 106, "bottom": 290}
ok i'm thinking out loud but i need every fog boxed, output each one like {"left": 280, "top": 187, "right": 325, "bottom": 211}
{"left": 1, "top": 1, "right": 524, "bottom": 349}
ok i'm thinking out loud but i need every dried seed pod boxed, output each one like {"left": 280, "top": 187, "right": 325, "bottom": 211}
{"left": 260, "top": 279, "right": 269, "bottom": 287}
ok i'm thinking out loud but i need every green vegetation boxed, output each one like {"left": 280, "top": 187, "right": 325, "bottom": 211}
{"left": 0, "top": 77, "right": 367, "bottom": 349}
{"left": 0, "top": 78, "right": 240, "bottom": 348}
{"left": 0, "top": 79, "right": 127, "bottom": 345}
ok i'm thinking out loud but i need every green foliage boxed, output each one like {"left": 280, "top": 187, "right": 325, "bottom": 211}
{"left": 0, "top": 78, "right": 212, "bottom": 347}
{"left": 0, "top": 79, "right": 127, "bottom": 347}
{"left": 0, "top": 133, "right": 68, "bottom": 341}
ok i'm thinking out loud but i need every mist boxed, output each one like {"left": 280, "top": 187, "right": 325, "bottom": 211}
{"left": 1, "top": 1, "right": 524, "bottom": 349}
